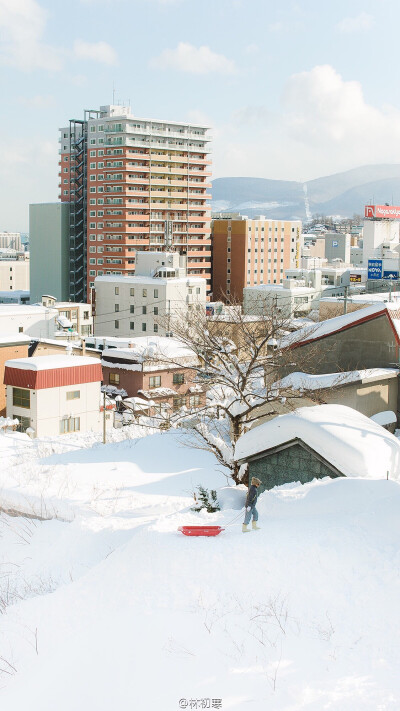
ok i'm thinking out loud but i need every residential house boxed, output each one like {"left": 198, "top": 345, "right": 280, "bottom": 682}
{"left": 4, "top": 355, "right": 104, "bottom": 437}
{"left": 0, "top": 334, "right": 31, "bottom": 416}
{"left": 235, "top": 404, "right": 400, "bottom": 491}
{"left": 100, "top": 336, "right": 205, "bottom": 414}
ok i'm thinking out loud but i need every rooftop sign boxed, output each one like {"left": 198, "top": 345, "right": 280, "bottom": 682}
{"left": 365, "top": 205, "right": 400, "bottom": 219}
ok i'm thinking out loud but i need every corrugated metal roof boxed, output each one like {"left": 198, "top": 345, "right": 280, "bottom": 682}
{"left": 4, "top": 363, "right": 103, "bottom": 389}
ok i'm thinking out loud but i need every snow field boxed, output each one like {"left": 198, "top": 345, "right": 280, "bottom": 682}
{"left": 0, "top": 430, "right": 400, "bottom": 709}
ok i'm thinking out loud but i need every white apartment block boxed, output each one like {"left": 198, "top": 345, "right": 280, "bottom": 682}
{"left": 94, "top": 251, "right": 206, "bottom": 337}
{"left": 0, "top": 232, "right": 21, "bottom": 250}
{"left": 243, "top": 280, "right": 319, "bottom": 318}
{"left": 0, "top": 304, "right": 57, "bottom": 338}
{"left": 0, "top": 257, "right": 29, "bottom": 291}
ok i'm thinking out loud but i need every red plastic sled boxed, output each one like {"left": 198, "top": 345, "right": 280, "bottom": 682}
{"left": 178, "top": 525, "right": 224, "bottom": 537}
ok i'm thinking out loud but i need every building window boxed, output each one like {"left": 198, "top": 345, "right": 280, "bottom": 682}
{"left": 109, "top": 373, "right": 120, "bottom": 385}
{"left": 142, "top": 289, "right": 147, "bottom": 297}
{"left": 142, "top": 305, "right": 147, "bottom": 314}
{"left": 149, "top": 375, "right": 161, "bottom": 389}
{"left": 173, "top": 395, "right": 186, "bottom": 410}
{"left": 154, "top": 306, "right": 158, "bottom": 315}
{"left": 13, "top": 414, "right": 30, "bottom": 432}
{"left": 154, "top": 324, "right": 158, "bottom": 332}
{"left": 115, "top": 320, "right": 119, "bottom": 329}
{"left": 115, "top": 304, "right": 119, "bottom": 312}
{"left": 66, "top": 390, "right": 80, "bottom": 400}
{"left": 60, "top": 417, "right": 80, "bottom": 434}
{"left": 115, "top": 287, "right": 119, "bottom": 295}
{"left": 189, "top": 394, "right": 201, "bottom": 407}
{"left": 130, "top": 305, "right": 135, "bottom": 314}
{"left": 142, "top": 323, "right": 147, "bottom": 331}
{"left": 130, "top": 288, "right": 135, "bottom": 296}
{"left": 130, "top": 321, "right": 135, "bottom": 330}
{"left": 12, "top": 388, "right": 30, "bottom": 409}
{"left": 154, "top": 289, "right": 158, "bottom": 298}
{"left": 173, "top": 373, "right": 185, "bottom": 385}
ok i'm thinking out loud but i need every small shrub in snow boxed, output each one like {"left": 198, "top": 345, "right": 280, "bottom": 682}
{"left": 192, "top": 485, "right": 220, "bottom": 513}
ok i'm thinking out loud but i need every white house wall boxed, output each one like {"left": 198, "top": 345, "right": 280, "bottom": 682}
{"left": 7, "top": 381, "right": 102, "bottom": 437}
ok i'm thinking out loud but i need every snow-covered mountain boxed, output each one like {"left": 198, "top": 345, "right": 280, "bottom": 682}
{"left": 212, "top": 164, "right": 400, "bottom": 220}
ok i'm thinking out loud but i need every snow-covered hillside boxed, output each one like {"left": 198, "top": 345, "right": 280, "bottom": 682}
{"left": 1, "top": 429, "right": 400, "bottom": 710}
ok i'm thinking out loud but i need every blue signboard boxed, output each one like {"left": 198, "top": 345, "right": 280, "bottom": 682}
{"left": 368, "top": 259, "right": 383, "bottom": 279}
{"left": 383, "top": 270, "right": 399, "bottom": 280}
{"left": 332, "top": 240, "right": 338, "bottom": 247}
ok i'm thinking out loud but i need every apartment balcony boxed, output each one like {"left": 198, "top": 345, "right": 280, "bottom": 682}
{"left": 126, "top": 152, "right": 151, "bottom": 160}
{"left": 188, "top": 227, "right": 211, "bottom": 234}
{"left": 126, "top": 226, "right": 151, "bottom": 234}
{"left": 126, "top": 214, "right": 150, "bottom": 221}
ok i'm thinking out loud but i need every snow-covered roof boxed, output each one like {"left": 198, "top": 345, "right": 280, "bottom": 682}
{"left": 5, "top": 355, "right": 101, "bottom": 371}
{"left": 0, "top": 333, "right": 31, "bottom": 345}
{"left": 57, "top": 315, "right": 72, "bottom": 328}
{"left": 102, "top": 337, "right": 196, "bottom": 362}
{"left": 95, "top": 275, "right": 204, "bottom": 285}
{"left": 277, "top": 369, "right": 398, "bottom": 391}
{"left": 286, "top": 303, "right": 400, "bottom": 346}
{"left": 370, "top": 411, "right": 397, "bottom": 427}
{"left": 0, "top": 304, "right": 56, "bottom": 315}
{"left": 138, "top": 387, "right": 176, "bottom": 399}
{"left": 235, "top": 404, "right": 400, "bottom": 479}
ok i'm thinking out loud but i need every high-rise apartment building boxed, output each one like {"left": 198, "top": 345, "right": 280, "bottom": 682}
{"left": 212, "top": 215, "right": 302, "bottom": 302}
{"left": 58, "top": 105, "right": 212, "bottom": 303}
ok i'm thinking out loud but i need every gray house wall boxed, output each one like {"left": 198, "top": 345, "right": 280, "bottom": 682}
{"left": 247, "top": 440, "right": 343, "bottom": 492}
{"left": 292, "top": 315, "right": 400, "bottom": 373}
{"left": 29, "top": 203, "right": 70, "bottom": 303}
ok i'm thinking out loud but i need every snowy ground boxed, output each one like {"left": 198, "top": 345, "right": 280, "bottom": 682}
{"left": 1, "top": 428, "right": 400, "bottom": 710}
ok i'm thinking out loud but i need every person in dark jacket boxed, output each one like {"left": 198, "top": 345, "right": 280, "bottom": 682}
{"left": 242, "top": 477, "right": 261, "bottom": 532}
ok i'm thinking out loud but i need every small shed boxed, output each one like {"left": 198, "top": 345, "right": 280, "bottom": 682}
{"left": 235, "top": 404, "right": 400, "bottom": 491}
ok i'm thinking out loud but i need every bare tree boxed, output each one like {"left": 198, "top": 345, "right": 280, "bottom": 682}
{"left": 141, "top": 298, "right": 326, "bottom": 484}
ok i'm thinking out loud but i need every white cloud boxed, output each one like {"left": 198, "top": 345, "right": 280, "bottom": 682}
{"left": 0, "top": 0, "right": 62, "bottom": 70}
{"left": 150, "top": 42, "right": 235, "bottom": 75}
{"left": 0, "top": 0, "right": 118, "bottom": 71}
{"left": 73, "top": 39, "right": 118, "bottom": 66}
{"left": 336, "top": 12, "right": 374, "bottom": 33}
{"left": 213, "top": 64, "right": 400, "bottom": 181}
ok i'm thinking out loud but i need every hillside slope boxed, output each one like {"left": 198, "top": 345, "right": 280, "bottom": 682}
{"left": 1, "top": 429, "right": 400, "bottom": 710}
{"left": 212, "top": 164, "right": 400, "bottom": 219}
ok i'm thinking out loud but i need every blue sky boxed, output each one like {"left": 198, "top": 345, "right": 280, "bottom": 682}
{"left": 1, "top": 0, "right": 400, "bottom": 230}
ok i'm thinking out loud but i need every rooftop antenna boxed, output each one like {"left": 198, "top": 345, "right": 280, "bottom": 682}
{"left": 112, "top": 82, "right": 116, "bottom": 104}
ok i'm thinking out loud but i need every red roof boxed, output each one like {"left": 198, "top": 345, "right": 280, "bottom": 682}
{"left": 4, "top": 363, "right": 103, "bottom": 390}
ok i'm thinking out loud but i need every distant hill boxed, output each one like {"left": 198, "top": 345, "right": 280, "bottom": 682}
{"left": 212, "top": 164, "right": 400, "bottom": 221}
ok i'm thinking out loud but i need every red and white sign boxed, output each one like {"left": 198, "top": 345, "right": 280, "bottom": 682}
{"left": 365, "top": 205, "right": 400, "bottom": 219}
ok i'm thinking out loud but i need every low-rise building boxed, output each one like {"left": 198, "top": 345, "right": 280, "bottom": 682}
{"left": 41, "top": 295, "right": 93, "bottom": 338}
{"left": 4, "top": 355, "right": 104, "bottom": 437}
{"left": 243, "top": 280, "right": 318, "bottom": 318}
{"left": 235, "top": 404, "right": 400, "bottom": 491}
{"left": 100, "top": 336, "right": 205, "bottom": 414}
{"left": 0, "top": 303, "right": 57, "bottom": 338}
{"left": 0, "top": 334, "right": 31, "bottom": 416}
{"left": 0, "top": 290, "right": 30, "bottom": 304}
{"left": 94, "top": 251, "right": 206, "bottom": 338}
{"left": 286, "top": 303, "right": 400, "bottom": 372}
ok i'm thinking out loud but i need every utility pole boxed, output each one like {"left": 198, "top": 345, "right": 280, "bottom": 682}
{"left": 103, "top": 390, "right": 107, "bottom": 444}
{"left": 343, "top": 285, "right": 349, "bottom": 315}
